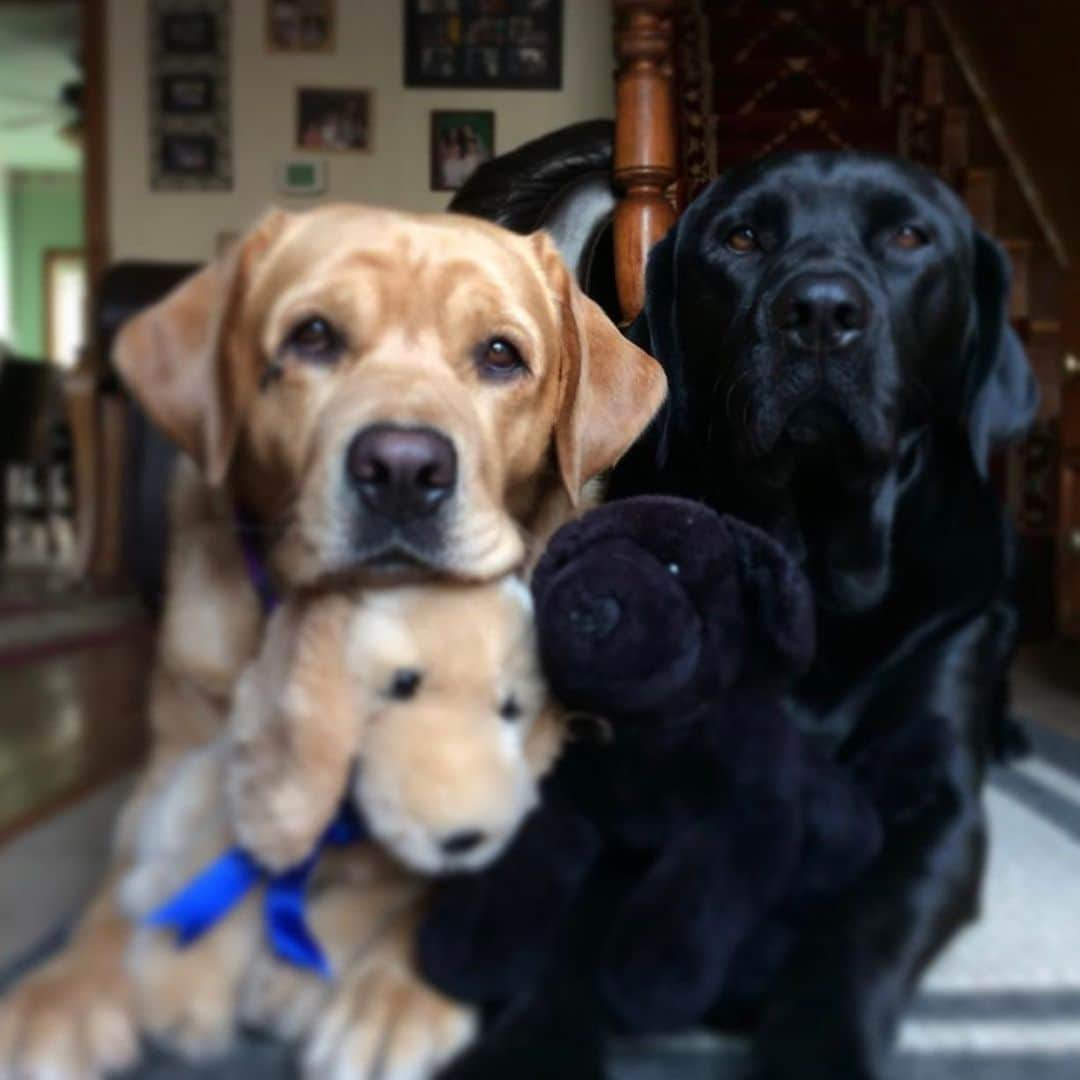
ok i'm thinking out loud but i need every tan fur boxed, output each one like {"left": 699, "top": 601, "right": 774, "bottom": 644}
{"left": 116, "top": 576, "right": 552, "bottom": 1067}
{"left": 0, "top": 204, "right": 665, "bottom": 1080}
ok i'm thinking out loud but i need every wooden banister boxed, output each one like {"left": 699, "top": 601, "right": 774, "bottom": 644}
{"left": 613, "top": 0, "right": 677, "bottom": 323}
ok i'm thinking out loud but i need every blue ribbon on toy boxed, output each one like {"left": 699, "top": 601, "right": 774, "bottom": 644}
{"left": 146, "top": 804, "right": 366, "bottom": 979}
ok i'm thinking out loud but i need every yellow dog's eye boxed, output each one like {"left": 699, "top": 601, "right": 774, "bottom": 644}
{"left": 285, "top": 316, "right": 342, "bottom": 361}
{"left": 499, "top": 696, "right": 522, "bottom": 722}
{"left": 725, "top": 226, "right": 759, "bottom": 254}
{"left": 477, "top": 337, "right": 526, "bottom": 379}
{"left": 892, "top": 225, "right": 929, "bottom": 251}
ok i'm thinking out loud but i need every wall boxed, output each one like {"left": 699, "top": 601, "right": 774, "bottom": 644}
{"left": 6, "top": 171, "right": 83, "bottom": 357}
{"left": 938, "top": 0, "right": 1080, "bottom": 266}
{"left": 107, "top": 0, "right": 615, "bottom": 263}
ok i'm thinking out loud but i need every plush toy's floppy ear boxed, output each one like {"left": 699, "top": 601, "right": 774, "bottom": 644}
{"left": 113, "top": 209, "right": 290, "bottom": 485}
{"left": 965, "top": 230, "right": 1039, "bottom": 474}
{"left": 531, "top": 231, "right": 667, "bottom": 504}
{"left": 728, "top": 517, "right": 816, "bottom": 684}
{"left": 227, "top": 594, "right": 358, "bottom": 871}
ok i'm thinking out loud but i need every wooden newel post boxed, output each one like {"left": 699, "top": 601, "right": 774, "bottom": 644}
{"left": 613, "top": 0, "right": 677, "bottom": 323}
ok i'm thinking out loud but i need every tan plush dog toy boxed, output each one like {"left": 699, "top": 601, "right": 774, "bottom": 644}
{"left": 119, "top": 577, "right": 561, "bottom": 1061}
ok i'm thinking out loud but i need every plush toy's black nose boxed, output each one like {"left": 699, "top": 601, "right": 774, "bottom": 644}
{"left": 773, "top": 273, "right": 868, "bottom": 352}
{"left": 441, "top": 830, "right": 485, "bottom": 855}
{"left": 568, "top": 594, "right": 622, "bottom": 640}
{"left": 347, "top": 424, "right": 457, "bottom": 522}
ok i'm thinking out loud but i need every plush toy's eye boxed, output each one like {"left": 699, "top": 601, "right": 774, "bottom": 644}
{"left": 499, "top": 696, "right": 522, "bottom": 722}
{"left": 388, "top": 668, "right": 421, "bottom": 700}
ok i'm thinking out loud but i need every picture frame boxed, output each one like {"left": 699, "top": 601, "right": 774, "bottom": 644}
{"left": 150, "top": 0, "right": 232, "bottom": 191}
{"left": 159, "top": 73, "right": 216, "bottom": 114}
{"left": 160, "top": 11, "right": 218, "bottom": 54}
{"left": 404, "top": 0, "right": 562, "bottom": 90}
{"left": 159, "top": 133, "right": 218, "bottom": 178}
{"left": 296, "top": 87, "right": 373, "bottom": 153}
{"left": 278, "top": 158, "right": 329, "bottom": 196}
{"left": 267, "top": 0, "right": 335, "bottom": 52}
{"left": 430, "top": 110, "right": 495, "bottom": 192}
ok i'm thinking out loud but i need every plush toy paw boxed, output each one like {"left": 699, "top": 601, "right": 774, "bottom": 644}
{"left": 303, "top": 949, "right": 477, "bottom": 1080}
{"left": 418, "top": 800, "right": 600, "bottom": 1005}
{"left": 130, "top": 927, "right": 246, "bottom": 1062}
{"left": 598, "top": 863, "right": 735, "bottom": 1031}
{"left": 239, "top": 950, "right": 331, "bottom": 1041}
{"left": 0, "top": 940, "right": 139, "bottom": 1080}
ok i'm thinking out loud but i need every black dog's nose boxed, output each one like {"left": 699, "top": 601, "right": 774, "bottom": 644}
{"left": 774, "top": 273, "right": 869, "bottom": 351}
{"left": 441, "top": 830, "right": 485, "bottom": 856}
{"left": 347, "top": 425, "right": 457, "bottom": 522}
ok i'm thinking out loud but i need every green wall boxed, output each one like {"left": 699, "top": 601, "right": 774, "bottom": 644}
{"left": 7, "top": 171, "right": 82, "bottom": 358}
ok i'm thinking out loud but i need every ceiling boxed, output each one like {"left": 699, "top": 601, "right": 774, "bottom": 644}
{"left": 0, "top": 2, "right": 81, "bottom": 172}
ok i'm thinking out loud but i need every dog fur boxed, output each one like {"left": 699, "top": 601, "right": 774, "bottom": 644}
{"left": 0, "top": 204, "right": 665, "bottom": 1080}
{"left": 119, "top": 577, "right": 557, "bottom": 1068}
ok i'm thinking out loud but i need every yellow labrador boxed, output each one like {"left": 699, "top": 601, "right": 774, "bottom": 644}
{"left": 0, "top": 204, "right": 665, "bottom": 1079}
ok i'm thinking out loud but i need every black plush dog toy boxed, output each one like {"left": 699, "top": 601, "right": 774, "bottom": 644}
{"left": 420, "top": 496, "right": 888, "bottom": 1073}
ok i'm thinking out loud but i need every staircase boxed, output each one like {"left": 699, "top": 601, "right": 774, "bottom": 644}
{"left": 674, "top": 0, "right": 1063, "bottom": 634}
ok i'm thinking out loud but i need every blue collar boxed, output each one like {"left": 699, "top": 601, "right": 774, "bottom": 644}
{"left": 146, "top": 803, "right": 366, "bottom": 978}
{"left": 235, "top": 506, "right": 279, "bottom": 614}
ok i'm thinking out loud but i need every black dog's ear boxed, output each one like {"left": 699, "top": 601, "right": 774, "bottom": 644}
{"left": 727, "top": 517, "right": 816, "bottom": 684}
{"left": 965, "top": 231, "right": 1039, "bottom": 474}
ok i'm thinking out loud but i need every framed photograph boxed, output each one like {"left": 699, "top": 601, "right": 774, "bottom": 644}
{"left": 161, "top": 11, "right": 218, "bottom": 54}
{"left": 267, "top": 0, "right": 335, "bottom": 52}
{"left": 150, "top": 0, "right": 232, "bottom": 191}
{"left": 278, "top": 158, "right": 329, "bottom": 196}
{"left": 404, "top": 0, "right": 562, "bottom": 89}
{"left": 430, "top": 110, "right": 494, "bottom": 191}
{"left": 159, "top": 133, "right": 218, "bottom": 178}
{"left": 296, "top": 87, "right": 372, "bottom": 152}
{"left": 159, "top": 73, "right": 215, "bottom": 114}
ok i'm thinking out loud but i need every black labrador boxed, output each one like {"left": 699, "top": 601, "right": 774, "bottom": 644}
{"left": 607, "top": 151, "right": 1039, "bottom": 1079}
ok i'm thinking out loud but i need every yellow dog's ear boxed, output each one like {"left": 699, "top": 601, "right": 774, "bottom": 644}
{"left": 113, "top": 209, "right": 291, "bottom": 485}
{"left": 531, "top": 231, "right": 667, "bottom": 505}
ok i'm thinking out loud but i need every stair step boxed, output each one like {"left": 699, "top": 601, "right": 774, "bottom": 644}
{"left": 712, "top": 108, "right": 900, "bottom": 165}
{"left": 959, "top": 167, "right": 997, "bottom": 231}
{"left": 1002, "top": 238, "right": 1032, "bottom": 322}
{"left": 899, "top": 5, "right": 945, "bottom": 54}
{"left": 710, "top": 55, "right": 885, "bottom": 114}
{"left": 903, "top": 104, "right": 972, "bottom": 171}
{"left": 914, "top": 52, "right": 972, "bottom": 106}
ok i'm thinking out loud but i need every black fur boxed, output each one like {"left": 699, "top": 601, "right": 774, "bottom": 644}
{"left": 604, "top": 152, "right": 1037, "bottom": 1078}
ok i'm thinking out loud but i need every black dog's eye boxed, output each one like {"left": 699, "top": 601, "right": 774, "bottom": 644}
{"left": 724, "top": 225, "right": 759, "bottom": 254}
{"left": 476, "top": 337, "right": 527, "bottom": 380}
{"left": 388, "top": 668, "right": 422, "bottom": 701}
{"left": 499, "top": 695, "right": 522, "bottom": 722}
{"left": 891, "top": 225, "right": 929, "bottom": 251}
{"left": 284, "top": 316, "right": 343, "bottom": 361}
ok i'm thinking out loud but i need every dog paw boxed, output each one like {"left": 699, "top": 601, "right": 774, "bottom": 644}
{"left": 0, "top": 950, "right": 139, "bottom": 1080}
{"left": 130, "top": 928, "right": 246, "bottom": 1063}
{"left": 239, "top": 949, "right": 331, "bottom": 1041}
{"left": 303, "top": 953, "right": 477, "bottom": 1080}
